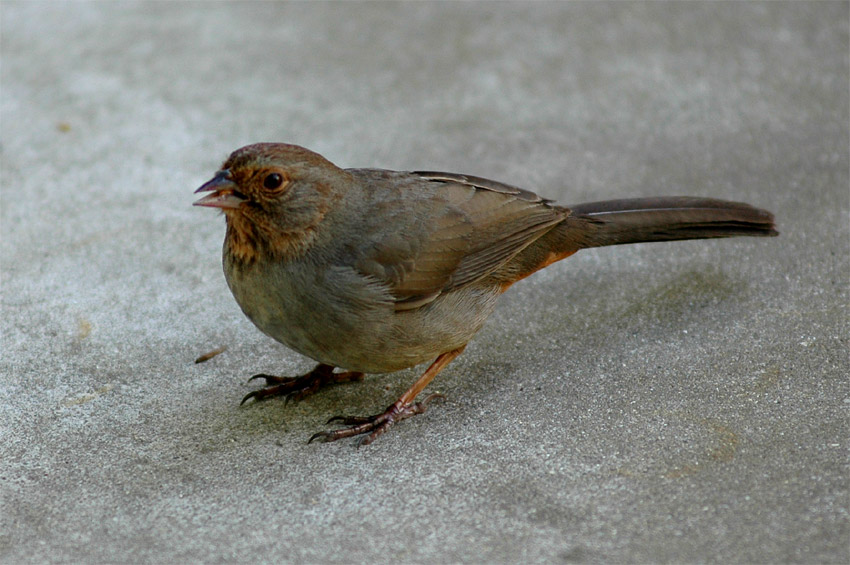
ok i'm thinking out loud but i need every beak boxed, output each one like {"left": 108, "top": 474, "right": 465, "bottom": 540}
{"left": 193, "top": 170, "right": 247, "bottom": 209}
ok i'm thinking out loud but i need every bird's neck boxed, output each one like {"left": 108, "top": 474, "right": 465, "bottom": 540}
{"left": 224, "top": 214, "right": 316, "bottom": 266}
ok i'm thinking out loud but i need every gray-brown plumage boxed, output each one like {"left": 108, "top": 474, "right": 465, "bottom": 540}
{"left": 194, "top": 143, "right": 777, "bottom": 445}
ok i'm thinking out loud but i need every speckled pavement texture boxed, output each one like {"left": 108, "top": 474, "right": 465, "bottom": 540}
{"left": 2, "top": 2, "right": 847, "bottom": 563}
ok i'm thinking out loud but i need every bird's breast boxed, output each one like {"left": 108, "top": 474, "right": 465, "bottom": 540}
{"left": 223, "top": 252, "right": 500, "bottom": 373}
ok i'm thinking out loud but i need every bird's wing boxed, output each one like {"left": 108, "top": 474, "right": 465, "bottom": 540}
{"left": 348, "top": 170, "right": 566, "bottom": 310}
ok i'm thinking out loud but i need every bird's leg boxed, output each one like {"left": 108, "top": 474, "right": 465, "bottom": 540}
{"left": 241, "top": 363, "right": 364, "bottom": 405}
{"left": 309, "top": 346, "right": 466, "bottom": 446}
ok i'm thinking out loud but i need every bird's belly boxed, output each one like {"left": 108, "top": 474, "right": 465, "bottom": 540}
{"left": 224, "top": 260, "right": 499, "bottom": 373}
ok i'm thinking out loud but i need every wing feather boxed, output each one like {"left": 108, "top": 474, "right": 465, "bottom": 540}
{"left": 348, "top": 169, "right": 566, "bottom": 310}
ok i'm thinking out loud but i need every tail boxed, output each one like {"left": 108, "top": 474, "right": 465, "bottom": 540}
{"left": 565, "top": 197, "right": 778, "bottom": 248}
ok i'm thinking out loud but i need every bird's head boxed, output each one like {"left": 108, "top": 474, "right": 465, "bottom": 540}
{"left": 194, "top": 143, "right": 349, "bottom": 263}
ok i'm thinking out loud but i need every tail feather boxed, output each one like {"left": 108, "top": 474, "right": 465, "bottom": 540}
{"left": 567, "top": 197, "right": 778, "bottom": 248}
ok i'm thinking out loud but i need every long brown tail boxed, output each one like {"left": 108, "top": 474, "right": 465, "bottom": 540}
{"left": 498, "top": 197, "right": 777, "bottom": 287}
{"left": 566, "top": 197, "right": 778, "bottom": 248}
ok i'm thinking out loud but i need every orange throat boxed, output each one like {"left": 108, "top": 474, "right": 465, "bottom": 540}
{"left": 224, "top": 213, "right": 315, "bottom": 265}
{"left": 225, "top": 214, "right": 266, "bottom": 264}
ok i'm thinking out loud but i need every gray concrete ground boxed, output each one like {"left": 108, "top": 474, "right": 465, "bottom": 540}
{"left": 1, "top": 2, "right": 847, "bottom": 563}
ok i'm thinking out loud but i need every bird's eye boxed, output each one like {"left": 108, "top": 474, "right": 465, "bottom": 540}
{"left": 263, "top": 173, "right": 284, "bottom": 191}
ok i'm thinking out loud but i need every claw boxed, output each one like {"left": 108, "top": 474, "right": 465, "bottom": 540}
{"left": 240, "top": 364, "right": 364, "bottom": 407}
{"left": 240, "top": 390, "right": 261, "bottom": 406}
{"left": 325, "top": 414, "right": 373, "bottom": 425}
{"left": 305, "top": 347, "right": 465, "bottom": 446}
{"left": 307, "top": 431, "right": 331, "bottom": 444}
{"left": 419, "top": 392, "right": 446, "bottom": 407}
{"left": 246, "top": 373, "right": 296, "bottom": 385}
{"left": 308, "top": 395, "right": 444, "bottom": 446}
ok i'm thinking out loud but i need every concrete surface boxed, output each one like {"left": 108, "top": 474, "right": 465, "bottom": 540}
{"left": 1, "top": 1, "right": 847, "bottom": 563}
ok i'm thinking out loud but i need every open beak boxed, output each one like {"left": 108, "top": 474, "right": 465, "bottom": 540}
{"left": 193, "top": 170, "right": 247, "bottom": 209}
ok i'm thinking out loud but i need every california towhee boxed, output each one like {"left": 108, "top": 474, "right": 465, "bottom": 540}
{"left": 194, "top": 143, "right": 777, "bottom": 445}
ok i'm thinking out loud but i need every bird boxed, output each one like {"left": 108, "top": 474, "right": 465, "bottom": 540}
{"left": 194, "top": 143, "right": 778, "bottom": 445}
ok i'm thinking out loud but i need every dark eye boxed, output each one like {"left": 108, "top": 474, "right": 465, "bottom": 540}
{"left": 263, "top": 173, "right": 284, "bottom": 190}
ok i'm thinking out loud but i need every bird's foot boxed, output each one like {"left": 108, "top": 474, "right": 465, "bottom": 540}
{"left": 308, "top": 393, "right": 445, "bottom": 446}
{"left": 241, "top": 363, "right": 364, "bottom": 406}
